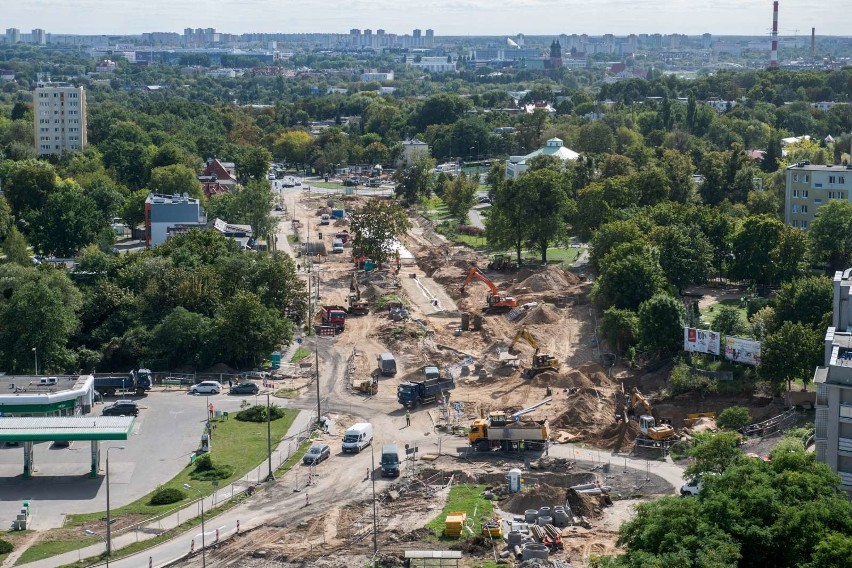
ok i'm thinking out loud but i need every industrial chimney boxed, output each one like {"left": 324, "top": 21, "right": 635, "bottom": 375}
{"left": 811, "top": 28, "right": 816, "bottom": 61}
{"left": 770, "top": 1, "right": 779, "bottom": 68}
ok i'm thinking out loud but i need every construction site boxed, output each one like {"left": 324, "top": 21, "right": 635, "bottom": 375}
{"left": 174, "top": 190, "right": 794, "bottom": 568}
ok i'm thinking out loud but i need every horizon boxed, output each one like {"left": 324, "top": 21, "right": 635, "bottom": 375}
{"left": 2, "top": 0, "right": 849, "bottom": 37}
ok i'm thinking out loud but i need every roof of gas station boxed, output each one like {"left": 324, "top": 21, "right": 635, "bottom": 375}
{"left": 0, "top": 416, "right": 134, "bottom": 442}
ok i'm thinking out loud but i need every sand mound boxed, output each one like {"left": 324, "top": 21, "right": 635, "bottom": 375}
{"left": 501, "top": 485, "right": 604, "bottom": 519}
{"left": 511, "top": 267, "right": 578, "bottom": 293}
{"left": 596, "top": 420, "right": 641, "bottom": 452}
{"left": 529, "top": 369, "right": 595, "bottom": 390}
{"left": 524, "top": 304, "right": 560, "bottom": 325}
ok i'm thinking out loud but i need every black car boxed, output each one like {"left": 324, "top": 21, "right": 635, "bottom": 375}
{"left": 302, "top": 444, "right": 331, "bottom": 465}
{"left": 229, "top": 382, "right": 260, "bottom": 395}
{"left": 102, "top": 400, "right": 139, "bottom": 416}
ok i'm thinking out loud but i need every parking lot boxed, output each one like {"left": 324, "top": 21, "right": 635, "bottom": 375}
{"left": 0, "top": 386, "right": 269, "bottom": 529}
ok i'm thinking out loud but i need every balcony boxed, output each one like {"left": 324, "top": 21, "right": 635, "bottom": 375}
{"left": 842, "top": 404, "right": 852, "bottom": 421}
{"left": 839, "top": 437, "right": 852, "bottom": 454}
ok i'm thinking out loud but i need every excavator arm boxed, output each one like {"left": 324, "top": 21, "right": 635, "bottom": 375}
{"left": 510, "top": 326, "right": 540, "bottom": 353}
{"left": 460, "top": 266, "right": 500, "bottom": 296}
{"left": 629, "top": 387, "right": 653, "bottom": 415}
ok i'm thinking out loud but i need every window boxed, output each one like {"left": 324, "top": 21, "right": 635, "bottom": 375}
{"left": 792, "top": 204, "right": 799, "bottom": 213}
{"left": 815, "top": 198, "right": 823, "bottom": 204}
{"left": 841, "top": 176, "right": 846, "bottom": 184}
{"left": 802, "top": 205, "right": 808, "bottom": 213}
{"left": 792, "top": 220, "right": 798, "bottom": 227}
{"left": 802, "top": 220, "right": 808, "bottom": 228}
{"left": 805, "top": 175, "right": 809, "bottom": 182}
{"left": 830, "top": 176, "right": 836, "bottom": 184}
{"left": 804, "top": 190, "right": 809, "bottom": 197}
{"left": 793, "top": 174, "right": 799, "bottom": 182}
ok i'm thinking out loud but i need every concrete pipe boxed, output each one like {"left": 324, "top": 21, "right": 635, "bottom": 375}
{"left": 522, "top": 543, "right": 550, "bottom": 561}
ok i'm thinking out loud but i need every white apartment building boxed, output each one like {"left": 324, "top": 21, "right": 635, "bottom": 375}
{"left": 34, "top": 83, "right": 87, "bottom": 157}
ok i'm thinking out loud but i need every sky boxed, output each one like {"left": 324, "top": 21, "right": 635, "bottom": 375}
{"left": 1, "top": 0, "right": 850, "bottom": 37}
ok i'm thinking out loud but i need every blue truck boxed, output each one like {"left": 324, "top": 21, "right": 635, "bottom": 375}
{"left": 396, "top": 366, "right": 455, "bottom": 409}
{"left": 93, "top": 369, "right": 153, "bottom": 397}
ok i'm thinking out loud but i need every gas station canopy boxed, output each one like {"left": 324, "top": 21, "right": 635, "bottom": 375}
{"left": 0, "top": 416, "right": 134, "bottom": 442}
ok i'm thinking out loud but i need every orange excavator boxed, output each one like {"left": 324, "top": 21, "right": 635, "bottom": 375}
{"left": 460, "top": 267, "right": 517, "bottom": 313}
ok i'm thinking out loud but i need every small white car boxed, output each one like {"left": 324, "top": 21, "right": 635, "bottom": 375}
{"left": 190, "top": 381, "right": 223, "bottom": 395}
{"left": 680, "top": 472, "right": 718, "bottom": 496}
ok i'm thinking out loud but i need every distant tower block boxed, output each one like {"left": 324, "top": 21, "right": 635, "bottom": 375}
{"left": 770, "top": 1, "right": 779, "bottom": 68}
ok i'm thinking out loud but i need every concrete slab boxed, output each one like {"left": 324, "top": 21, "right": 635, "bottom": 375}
{"left": 400, "top": 275, "right": 458, "bottom": 315}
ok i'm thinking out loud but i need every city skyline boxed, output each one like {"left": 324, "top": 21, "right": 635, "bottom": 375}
{"left": 2, "top": 0, "right": 849, "bottom": 37}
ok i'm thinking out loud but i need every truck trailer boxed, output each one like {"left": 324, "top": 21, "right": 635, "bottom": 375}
{"left": 468, "top": 411, "right": 550, "bottom": 452}
{"left": 93, "top": 368, "right": 153, "bottom": 397}
{"left": 397, "top": 366, "right": 455, "bottom": 409}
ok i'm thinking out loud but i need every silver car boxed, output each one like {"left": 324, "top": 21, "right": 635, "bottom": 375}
{"left": 190, "top": 381, "right": 223, "bottom": 394}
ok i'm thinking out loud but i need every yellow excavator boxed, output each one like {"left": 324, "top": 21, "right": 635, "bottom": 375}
{"left": 629, "top": 387, "right": 676, "bottom": 441}
{"left": 347, "top": 271, "right": 369, "bottom": 315}
{"left": 509, "top": 326, "right": 560, "bottom": 379}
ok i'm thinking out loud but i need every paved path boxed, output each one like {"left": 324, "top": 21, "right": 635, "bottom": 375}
{"left": 15, "top": 410, "right": 315, "bottom": 568}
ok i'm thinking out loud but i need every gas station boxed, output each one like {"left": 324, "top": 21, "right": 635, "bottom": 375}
{"left": 0, "top": 416, "right": 135, "bottom": 479}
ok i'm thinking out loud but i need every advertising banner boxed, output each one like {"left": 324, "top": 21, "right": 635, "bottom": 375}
{"left": 724, "top": 336, "right": 761, "bottom": 366}
{"left": 683, "top": 327, "right": 720, "bottom": 355}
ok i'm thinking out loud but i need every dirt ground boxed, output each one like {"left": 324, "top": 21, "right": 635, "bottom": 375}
{"left": 172, "top": 191, "right": 791, "bottom": 568}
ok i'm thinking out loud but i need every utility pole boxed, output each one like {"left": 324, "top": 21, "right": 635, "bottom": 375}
{"left": 265, "top": 393, "right": 274, "bottom": 481}
{"left": 371, "top": 442, "right": 378, "bottom": 567}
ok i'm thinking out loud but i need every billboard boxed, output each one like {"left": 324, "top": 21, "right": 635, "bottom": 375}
{"left": 724, "top": 336, "right": 761, "bottom": 366}
{"left": 683, "top": 327, "right": 720, "bottom": 355}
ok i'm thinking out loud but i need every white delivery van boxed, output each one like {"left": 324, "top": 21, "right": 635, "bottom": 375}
{"left": 342, "top": 422, "right": 373, "bottom": 453}
{"left": 332, "top": 239, "right": 344, "bottom": 253}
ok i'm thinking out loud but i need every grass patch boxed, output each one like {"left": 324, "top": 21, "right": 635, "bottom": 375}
{"left": 425, "top": 484, "right": 494, "bottom": 540}
{"left": 273, "top": 388, "right": 301, "bottom": 399}
{"left": 15, "top": 537, "right": 99, "bottom": 565}
{"left": 276, "top": 439, "right": 313, "bottom": 476}
{"left": 289, "top": 347, "right": 311, "bottom": 363}
{"left": 698, "top": 298, "right": 749, "bottom": 329}
{"left": 423, "top": 202, "right": 452, "bottom": 222}
{"left": 286, "top": 234, "right": 299, "bottom": 244}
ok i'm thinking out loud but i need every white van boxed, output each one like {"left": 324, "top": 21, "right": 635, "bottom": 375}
{"left": 342, "top": 422, "right": 373, "bottom": 453}
{"left": 332, "top": 239, "right": 344, "bottom": 253}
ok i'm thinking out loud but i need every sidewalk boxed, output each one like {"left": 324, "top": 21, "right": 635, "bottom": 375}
{"left": 16, "top": 410, "right": 316, "bottom": 568}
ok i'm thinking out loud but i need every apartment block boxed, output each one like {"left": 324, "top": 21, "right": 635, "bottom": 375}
{"left": 813, "top": 269, "right": 852, "bottom": 492}
{"left": 33, "top": 83, "right": 87, "bottom": 157}
{"left": 784, "top": 162, "right": 852, "bottom": 229}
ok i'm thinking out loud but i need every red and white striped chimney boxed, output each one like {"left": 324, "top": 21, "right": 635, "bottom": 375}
{"left": 770, "top": 1, "right": 779, "bottom": 68}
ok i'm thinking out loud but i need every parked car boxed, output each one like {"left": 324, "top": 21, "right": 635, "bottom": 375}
{"left": 102, "top": 400, "right": 139, "bottom": 416}
{"left": 239, "top": 370, "right": 269, "bottom": 380}
{"left": 190, "top": 381, "right": 223, "bottom": 395}
{"left": 343, "top": 178, "right": 358, "bottom": 186}
{"left": 681, "top": 473, "right": 717, "bottom": 496}
{"left": 303, "top": 444, "right": 331, "bottom": 465}
{"left": 367, "top": 179, "right": 382, "bottom": 187}
{"left": 478, "top": 195, "right": 492, "bottom": 204}
{"left": 229, "top": 382, "right": 260, "bottom": 395}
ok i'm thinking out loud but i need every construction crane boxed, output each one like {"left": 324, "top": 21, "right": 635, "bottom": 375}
{"left": 509, "top": 326, "right": 560, "bottom": 379}
{"left": 629, "top": 387, "right": 676, "bottom": 441}
{"left": 460, "top": 266, "right": 517, "bottom": 313}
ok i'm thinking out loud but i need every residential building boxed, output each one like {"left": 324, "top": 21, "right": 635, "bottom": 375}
{"left": 784, "top": 162, "right": 852, "bottom": 229}
{"left": 31, "top": 28, "right": 46, "bottom": 45}
{"left": 6, "top": 28, "right": 20, "bottom": 44}
{"left": 360, "top": 70, "right": 393, "bottom": 82}
{"left": 168, "top": 218, "right": 254, "bottom": 249}
{"left": 400, "top": 139, "right": 430, "bottom": 167}
{"left": 144, "top": 193, "right": 206, "bottom": 247}
{"left": 814, "top": 268, "right": 852, "bottom": 492}
{"left": 33, "top": 83, "right": 87, "bottom": 157}
{"left": 406, "top": 56, "right": 456, "bottom": 73}
{"left": 506, "top": 138, "right": 579, "bottom": 179}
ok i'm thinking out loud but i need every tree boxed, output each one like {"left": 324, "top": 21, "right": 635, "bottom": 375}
{"left": 638, "top": 293, "right": 685, "bottom": 358}
{"left": 593, "top": 248, "right": 668, "bottom": 310}
{"left": 149, "top": 164, "right": 203, "bottom": 200}
{"left": 0, "top": 159, "right": 57, "bottom": 217}
{"left": 214, "top": 291, "right": 290, "bottom": 368}
{"left": 394, "top": 153, "right": 436, "bottom": 203}
{"left": 808, "top": 200, "right": 852, "bottom": 272}
{"left": 1, "top": 227, "right": 31, "bottom": 266}
{"left": 122, "top": 189, "right": 150, "bottom": 229}
{"left": 349, "top": 199, "right": 412, "bottom": 266}
{"left": 412, "top": 94, "right": 472, "bottom": 131}
{"left": 759, "top": 321, "right": 823, "bottom": 390}
{"left": 486, "top": 178, "right": 528, "bottom": 265}
{"left": 600, "top": 155, "right": 634, "bottom": 179}
{"left": 29, "top": 180, "right": 106, "bottom": 257}
{"left": 240, "top": 179, "right": 276, "bottom": 238}
{"left": 762, "top": 135, "right": 782, "bottom": 173}
{"left": 234, "top": 145, "right": 272, "bottom": 181}
{"left": 442, "top": 173, "right": 478, "bottom": 224}
{"left": 774, "top": 275, "right": 833, "bottom": 329}
{"left": 589, "top": 220, "right": 645, "bottom": 274}
{"left": 151, "top": 307, "right": 212, "bottom": 368}
{"left": 716, "top": 406, "right": 751, "bottom": 431}
{"left": 808, "top": 533, "right": 852, "bottom": 568}
{"left": 575, "top": 122, "right": 614, "bottom": 154}
{"left": 517, "top": 169, "right": 574, "bottom": 263}
{"left": 600, "top": 307, "right": 639, "bottom": 354}
{"left": 650, "top": 224, "right": 713, "bottom": 293}
{"left": 659, "top": 149, "right": 694, "bottom": 203}
{"left": 730, "top": 215, "right": 784, "bottom": 285}
{"left": 273, "top": 130, "right": 313, "bottom": 166}
{"left": 686, "top": 431, "right": 743, "bottom": 478}
{"left": 711, "top": 305, "right": 748, "bottom": 336}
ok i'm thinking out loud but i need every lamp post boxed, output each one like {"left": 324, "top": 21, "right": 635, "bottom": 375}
{"left": 32, "top": 347, "right": 37, "bottom": 376}
{"left": 184, "top": 483, "right": 206, "bottom": 567}
{"left": 84, "top": 530, "right": 108, "bottom": 568}
{"left": 370, "top": 442, "right": 378, "bottom": 567}
{"left": 105, "top": 446, "right": 125, "bottom": 558}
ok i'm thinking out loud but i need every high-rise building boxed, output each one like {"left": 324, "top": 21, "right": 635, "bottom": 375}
{"left": 6, "top": 28, "right": 20, "bottom": 44}
{"left": 363, "top": 29, "right": 373, "bottom": 47}
{"left": 413, "top": 28, "right": 421, "bottom": 47}
{"left": 425, "top": 29, "right": 434, "bottom": 47}
{"left": 34, "top": 83, "right": 87, "bottom": 157}
{"left": 350, "top": 28, "right": 361, "bottom": 46}
{"left": 31, "top": 28, "right": 46, "bottom": 45}
{"left": 784, "top": 162, "right": 852, "bottom": 230}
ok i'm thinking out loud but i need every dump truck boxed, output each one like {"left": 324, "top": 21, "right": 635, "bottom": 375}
{"left": 93, "top": 368, "right": 153, "bottom": 397}
{"left": 468, "top": 411, "right": 550, "bottom": 451}
{"left": 396, "top": 366, "right": 455, "bottom": 409}
{"left": 319, "top": 305, "right": 347, "bottom": 332}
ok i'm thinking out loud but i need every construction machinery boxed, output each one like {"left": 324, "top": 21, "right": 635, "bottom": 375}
{"left": 629, "top": 388, "right": 677, "bottom": 441}
{"left": 319, "top": 305, "right": 347, "bottom": 332}
{"left": 468, "top": 410, "right": 550, "bottom": 451}
{"left": 352, "top": 374, "right": 378, "bottom": 395}
{"left": 397, "top": 366, "right": 455, "bottom": 409}
{"left": 487, "top": 254, "right": 515, "bottom": 271}
{"left": 347, "top": 272, "right": 369, "bottom": 315}
{"left": 460, "top": 266, "right": 517, "bottom": 313}
{"left": 684, "top": 412, "right": 717, "bottom": 428}
{"left": 509, "top": 326, "right": 560, "bottom": 379}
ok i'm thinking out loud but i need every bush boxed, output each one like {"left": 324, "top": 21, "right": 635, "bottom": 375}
{"left": 149, "top": 487, "right": 186, "bottom": 506}
{"left": 716, "top": 406, "right": 751, "bottom": 430}
{"left": 235, "top": 404, "right": 287, "bottom": 423}
{"left": 668, "top": 363, "right": 718, "bottom": 396}
{"left": 190, "top": 453, "right": 234, "bottom": 481}
{"left": 457, "top": 225, "right": 484, "bottom": 236}
{"left": 0, "top": 539, "right": 12, "bottom": 554}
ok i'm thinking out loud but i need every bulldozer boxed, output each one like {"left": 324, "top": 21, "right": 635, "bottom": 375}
{"left": 629, "top": 387, "right": 676, "bottom": 441}
{"left": 353, "top": 371, "right": 379, "bottom": 395}
{"left": 509, "top": 326, "right": 560, "bottom": 379}
{"left": 347, "top": 271, "right": 369, "bottom": 315}
{"left": 487, "top": 254, "right": 516, "bottom": 271}
{"left": 460, "top": 266, "right": 517, "bottom": 313}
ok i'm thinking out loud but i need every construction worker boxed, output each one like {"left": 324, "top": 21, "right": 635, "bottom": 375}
{"left": 405, "top": 409, "right": 411, "bottom": 427}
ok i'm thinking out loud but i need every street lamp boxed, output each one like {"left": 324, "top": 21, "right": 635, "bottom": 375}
{"left": 84, "top": 530, "right": 108, "bottom": 568}
{"left": 105, "top": 446, "right": 125, "bottom": 558}
{"left": 184, "top": 483, "right": 206, "bottom": 567}
{"left": 32, "top": 347, "right": 37, "bottom": 376}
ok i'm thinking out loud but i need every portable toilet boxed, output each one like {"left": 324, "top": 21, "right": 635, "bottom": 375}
{"left": 364, "top": 259, "right": 375, "bottom": 272}
{"left": 271, "top": 351, "right": 282, "bottom": 370}
{"left": 507, "top": 468, "right": 524, "bottom": 493}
